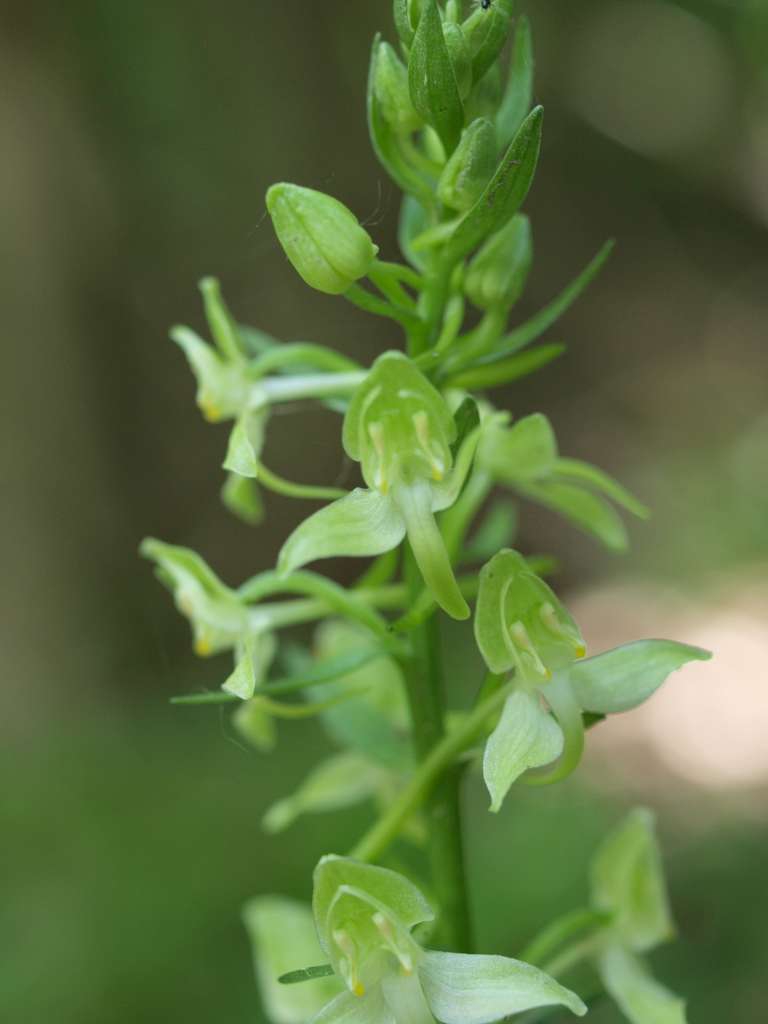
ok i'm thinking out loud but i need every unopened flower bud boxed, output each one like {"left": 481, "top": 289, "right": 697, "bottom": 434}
{"left": 437, "top": 118, "right": 497, "bottom": 212}
{"left": 374, "top": 41, "right": 422, "bottom": 134}
{"left": 266, "top": 183, "right": 379, "bottom": 295}
{"left": 465, "top": 214, "right": 533, "bottom": 310}
{"left": 442, "top": 22, "right": 472, "bottom": 100}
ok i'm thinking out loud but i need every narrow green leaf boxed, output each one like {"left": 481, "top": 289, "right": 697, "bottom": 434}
{"left": 493, "top": 240, "right": 614, "bottom": 358}
{"left": 443, "top": 105, "right": 543, "bottom": 265}
{"left": 463, "top": 0, "right": 515, "bottom": 87}
{"left": 278, "top": 964, "right": 335, "bottom": 985}
{"left": 497, "top": 16, "right": 534, "bottom": 146}
{"left": 444, "top": 344, "right": 564, "bottom": 391}
{"left": 408, "top": 0, "right": 464, "bottom": 155}
{"left": 170, "top": 647, "right": 389, "bottom": 705}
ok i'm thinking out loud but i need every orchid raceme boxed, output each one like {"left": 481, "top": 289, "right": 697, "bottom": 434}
{"left": 304, "top": 856, "right": 586, "bottom": 1023}
{"left": 141, "top": 1, "right": 711, "bottom": 1020}
{"left": 475, "top": 550, "right": 711, "bottom": 809}
{"left": 278, "top": 352, "right": 483, "bottom": 619}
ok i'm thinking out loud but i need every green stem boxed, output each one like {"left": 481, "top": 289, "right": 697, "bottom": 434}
{"left": 351, "top": 678, "right": 512, "bottom": 865}
{"left": 344, "top": 283, "right": 421, "bottom": 331}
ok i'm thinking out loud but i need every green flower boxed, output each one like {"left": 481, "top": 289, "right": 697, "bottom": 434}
{"left": 307, "top": 856, "right": 587, "bottom": 1023}
{"left": 474, "top": 550, "right": 711, "bottom": 810}
{"left": 140, "top": 539, "right": 276, "bottom": 696}
{"left": 477, "top": 413, "right": 649, "bottom": 551}
{"left": 267, "top": 184, "right": 379, "bottom": 295}
{"left": 278, "top": 352, "right": 482, "bottom": 620}
{"left": 589, "top": 810, "right": 687, "bottom": 1024}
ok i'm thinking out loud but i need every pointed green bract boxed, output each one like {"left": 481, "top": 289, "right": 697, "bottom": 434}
{"left": 408, "top": 0, "right": 464, "bottom": 155}
{"left": 497, "top": 15, "right": 534, "bottom": 147}
{"left": 444, "top": 105, "right": 543, "bottom": 265}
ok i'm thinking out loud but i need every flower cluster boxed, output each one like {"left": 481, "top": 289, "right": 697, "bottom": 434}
{"left": 142, "top": 2, "right": 712, "bottom": 1022}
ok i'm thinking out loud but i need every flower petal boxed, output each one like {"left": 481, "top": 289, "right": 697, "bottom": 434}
{"left": 313, "top": 856, "right": 434, "bottom": 957}
{"left": 392, "top": 478, "right": 469, "bottom": 620}
{"left": 483, "top": 690, "right": 564, "bottom": 812}
{"left": 381, "top": 972, "right": 435, "bottom": 1024}
{"left": 278, "top": 489, "right": 406, "bottom": 576}
{"left": 519, "top": 479, "right": 628, "bottom": 551}
{"left": 243, "top": 896, "right": 342, "bottom": 1024}
{"left": 224, "top": 409, "right": 269, "bottom": 479}
{"left": 524, "top": 673, "right": 585, "bottom": 787}
{"left": 598, "top": 945, "right": 687, "bottom": 1024}
{"left": 591, "top": 808, "right": 675, "bottom": 953}
{"left": 569, "top": 640, "right": 712, "bottom": 715}
{"left": 419, "top": 951, "right": 587, "bottom": 1023}
{"left": 310, "top": 988, "right": 394, "bottom": 1024}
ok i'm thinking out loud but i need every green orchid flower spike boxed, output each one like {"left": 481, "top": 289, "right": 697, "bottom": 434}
{"left": 142, "top": 1, "right": 715, "bottom": 1017}
{"left": 304, "top": 856, "right": 587, "bottom": 1023}
{"left": 278, "top": 351, "right": 481, "bottom": 619}
{"left": 589, "top": 809, "right": 687, "bottom": 1024}
{"left": 475, "top": 550, "right": 711, "bottom": 810}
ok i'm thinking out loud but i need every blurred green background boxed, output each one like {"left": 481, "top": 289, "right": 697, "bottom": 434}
{"left": 2, "top": 1, "right": 767, "bottom": 1021}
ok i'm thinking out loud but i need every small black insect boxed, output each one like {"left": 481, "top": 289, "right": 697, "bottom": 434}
{"left": 481, "top": 0, "right": 492, "bottom": 9}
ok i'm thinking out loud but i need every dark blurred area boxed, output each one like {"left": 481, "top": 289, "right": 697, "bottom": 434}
{"left": 2, "top": 1, "right": 767, "bottom": 1021}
